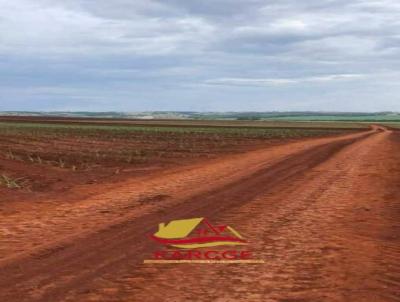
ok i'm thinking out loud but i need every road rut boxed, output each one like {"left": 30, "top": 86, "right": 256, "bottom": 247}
{"left": 1, "top": 127, "right": 399, "bottom": 302}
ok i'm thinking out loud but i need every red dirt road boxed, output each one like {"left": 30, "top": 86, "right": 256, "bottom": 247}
{"left": 0, "top": 127, "right": 399, "bottom": 301}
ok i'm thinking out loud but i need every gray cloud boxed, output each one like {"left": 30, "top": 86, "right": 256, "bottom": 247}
{"left": 0, "top": 0, "right": 400, "bottom": 111}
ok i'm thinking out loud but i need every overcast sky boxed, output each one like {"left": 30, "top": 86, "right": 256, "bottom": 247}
{"left": 1, "top": 0, "right": 400, "bottom": 112}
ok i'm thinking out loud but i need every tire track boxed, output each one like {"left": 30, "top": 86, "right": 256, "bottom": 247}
{"left": 63, "top": 128, "right": 400, "bottom": 302}
{"left": 0, "top": 132, "right": 373, "bottom": 302}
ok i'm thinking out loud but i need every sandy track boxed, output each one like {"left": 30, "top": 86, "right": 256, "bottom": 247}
{"left": 0, "top": 127, "right": 399, "bottom": 301}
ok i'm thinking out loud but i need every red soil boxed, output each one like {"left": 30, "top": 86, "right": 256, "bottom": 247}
{"left": 0, "top": 126, "right": 399, "bottom": 301}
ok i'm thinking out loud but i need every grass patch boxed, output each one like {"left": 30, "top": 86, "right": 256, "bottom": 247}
{"left": 0, "top": 174, "right": 28, "bottom": 189}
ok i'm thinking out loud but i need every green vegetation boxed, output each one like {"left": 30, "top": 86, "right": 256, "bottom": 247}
{"left": 0, "top": 120, "right": 364, "bottom": 191}
{"left": 265, "top": 114, "right": 400, "bottom": 122}
{"left": 0, "top": 121, "right": 362, "bottom": 139}
{"left": 191, "top": 112, "right": 400, "bottom": 122}
{"left": 1, "top": 111, "right": 399, "bottom": 122}
{"left": 0, "top": 120, "right": 361, "bottom": 174}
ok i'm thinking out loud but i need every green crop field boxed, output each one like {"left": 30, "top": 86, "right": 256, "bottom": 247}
{"left": 0, "top": 120, "right": 362, "bottom": 170}
{"left": 0, "top": 119, "right": 364, "bottom": 192}
{"left": 0, "top": 121, "right": 364, "bottom": 139}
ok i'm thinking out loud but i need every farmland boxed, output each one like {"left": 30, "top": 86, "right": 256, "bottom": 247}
{"left": 0, "top": 120, "right": 362, "bottom": 200}
{"left": 0, "top": 118, "right": 399, "bottom": 302}
{"left": 383, "top": 122, "right": 400, "bottom": 129}
{"left": 2, "top": 110, "right": 400, "bottom": 122}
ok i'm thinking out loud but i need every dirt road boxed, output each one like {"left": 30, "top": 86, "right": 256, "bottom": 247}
{"left": 0, "top": 127, "right": 399, "bottom": 301}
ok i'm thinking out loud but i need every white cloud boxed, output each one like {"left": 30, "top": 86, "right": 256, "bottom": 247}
{"left": 0, "top": 0, "right": 215, "bottom": 56}
{"left": 205, "top": 74, "right": 366, "bottom": 87}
